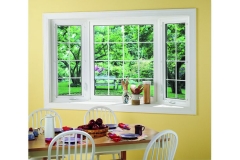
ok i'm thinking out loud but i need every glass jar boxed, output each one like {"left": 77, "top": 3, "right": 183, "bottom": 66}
{"left": 143, "top": 81, "right": 151, "bottom": 104}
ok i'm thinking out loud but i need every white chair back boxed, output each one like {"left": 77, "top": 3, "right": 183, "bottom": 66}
{"left": 142, "top": 130, "right": 178, "bottom": 160}
{"left": 84, "top": 106, "right": 118, "bottom": 124}
{"left": 48, "top": 130, "right": 95, "bottom": 160}
{"left": 28, "top": 108, "right": 62, "bottom": 130}
{"left": 83, "top": 106, "right": 119, "bottom": 160}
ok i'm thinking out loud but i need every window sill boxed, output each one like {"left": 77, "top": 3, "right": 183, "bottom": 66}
{"left": 45, "top": 100, "right": 196, "bottom": 115}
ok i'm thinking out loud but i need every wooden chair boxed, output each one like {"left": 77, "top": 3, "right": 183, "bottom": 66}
{"left": 84, "top": 106, "right": 121, "bottom": 160}
{"left": 48, "top": 130, "right": 95, "bottom": 160}
{"left": 142, "top": 130, "right": 178, "bottom": 160}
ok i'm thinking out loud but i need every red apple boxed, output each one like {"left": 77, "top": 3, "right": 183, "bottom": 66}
{"left": 96, "top": 118, "right": 103, "bottom": 126}
{"left": 82, "top": 125, "right": 89, "bottom": 130}
{"left": 99, "top": 124, "right": 106, "bottom": 129}
{"left": 92, "top": 124, "right": 99, "bottom": 130}
{"left": 88, "top": 119, "right": 95, "bottom": 127}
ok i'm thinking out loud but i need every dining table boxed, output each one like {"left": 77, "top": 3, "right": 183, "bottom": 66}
{"left": 28, "top": 124, "right": 159, "bottom": 160}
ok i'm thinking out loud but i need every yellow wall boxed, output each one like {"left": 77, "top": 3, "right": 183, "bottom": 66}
{"left": 29, "top": 0, "right": 211, "bottom": 160}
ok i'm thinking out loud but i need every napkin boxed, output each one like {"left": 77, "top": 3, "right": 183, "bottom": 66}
{"left": 118, "top": 123, "right": 130, "bottom": 130}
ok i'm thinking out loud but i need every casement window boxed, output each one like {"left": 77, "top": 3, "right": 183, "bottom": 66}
{"left": 43, "top": 9, "right": 196, "bottom": 114}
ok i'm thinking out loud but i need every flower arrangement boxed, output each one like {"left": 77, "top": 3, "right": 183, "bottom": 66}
{"left": 130, "top": 84, "right": 144, "bottom": 94}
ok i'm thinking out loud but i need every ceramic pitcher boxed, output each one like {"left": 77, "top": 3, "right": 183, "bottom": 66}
{"left": 40, "top": 114, "right": 55, "bottom": 138}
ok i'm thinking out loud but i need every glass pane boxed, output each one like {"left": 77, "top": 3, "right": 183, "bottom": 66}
{"left": 139, "top": 61, "right": 153, "bottom": 79}
{"left": 69, "top": 26, "right": 81, "bottom": 42}
{"left": 109, "top": 61, "right": 123, "bottom": 78}
{"left": 139, "top": 25, "right": 153, "bottom": 42}
{"left": 109, "top": 25, "right": 123, "bottom": 42}
{"left": 94, "top": 43, "right": 108, "bottom": 60}
{"left": 177, "top": 42, "right": 185, "bottom": 61}
{"left": 124, "top": 43, "right": 138, "bottom": 60}
{"left": 125, "top": 61, "right": 138, "bottom": 78}
{"left": 166, "top": 24, "right": 176, "bottom": 42}
{"left": 109, "top": 43, "right": 123, "bottom": 60}
{"left": 58, "top": 43, "right": 70, "bottom": 61}
{"left": 70, "top": 78, "right": 81, "bottom": 95}
{"left": 166, "top": 80, "right": 176, "bottom": 98}
{"left": 139, "top": 43, "right": 153, "bottom": 59}
{"left": 94, "top": 26, "right": 108, "bottom": 42}
{"left": 58, "top": 26, "right": 69, "bottom": 42}
{"left": 70, "top": 61, "right": 81, "bottom": 78}
{"left": 176, "top": 23, "right": 185, "bottom": 42}
{"left": 177, "top": 62, "right": 185, "bottom": 80}
{"left": 94, "top": 75, "right": 118, "bottom": 95}
{"left": 58, "top": 78, "right": 70, "bottom": 95}
{"left": 166, "top": 62, "right": 176, "bottom": 79}
{"left": 69, "top": 44, "right": 81, "bottom": 60}
{"left": 58, "top": 61, "right": 70, "bottom": 77}
{"left": 124, "top": 25, "right": 138, "bottom": 42}
{"left": 94, "top": 62, "right": 108, "bottom": 76}
{"left": 166, "top": 42, "right": 175, "bottom": 60}
{"left": 177, "top": 81, "right": 185, "bottom": 100}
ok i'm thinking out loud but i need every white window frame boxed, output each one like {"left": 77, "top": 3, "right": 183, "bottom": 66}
{"left": 43, "top": 9, "right": 196, "bottom": 115}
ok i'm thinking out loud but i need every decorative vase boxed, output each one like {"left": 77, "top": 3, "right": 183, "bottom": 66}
{"left": 131, "top": 94, "right": 140, "bottom": 105}
{"left": 122, "top": 90, "right": 130, "bottom": 104}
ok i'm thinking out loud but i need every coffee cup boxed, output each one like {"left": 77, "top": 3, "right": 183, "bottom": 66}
{"left": 135, "top": 125, "right": 145, "bottom": 136}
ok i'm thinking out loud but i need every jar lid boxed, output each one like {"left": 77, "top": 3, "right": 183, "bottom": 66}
{"left": 142, "top": 81, "right": 151, "bottom": 84}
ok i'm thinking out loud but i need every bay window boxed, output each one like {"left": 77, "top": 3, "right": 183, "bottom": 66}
{"left": 43, "top": 9, "right": 196, "bottom": 114}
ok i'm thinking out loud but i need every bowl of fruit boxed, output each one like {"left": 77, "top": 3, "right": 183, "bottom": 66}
{"left": 77, "top": 118, "right": 109, "bottom": 138}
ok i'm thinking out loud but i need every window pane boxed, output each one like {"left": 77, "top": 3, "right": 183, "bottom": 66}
{"left": 139, "top": 25, "right": 153, "bottom": 42}
{"left": 69, "top": 26, "right": 81, "bottom": 42}
{"left": 177, "top": 81, "right": 185, "bottom": 100}
{"left": 139, "top": 43, "right": 153, "bottom": 59}
{"left": 57, "top": 25, "right": 82, "bottom": 96}
{"left": 109, "top": 25, "right": 123, "bottom": 42}
{"left": 58, "top": 43, "right": 70, "bottom": 61}
{"left": 124, "top": 25, "right": 138, "bottom": 42}
{"left": 124, "top": 43, "right": 138, "bottom": 60}
{"left": 139, "top": 61, "right": 153, "bottom": 79}
{"left": 109, "top": 43, "right": 123, "bottom": 60}
{"left": 94, "top": 26, "right": 108, "bottom": 42}
{"left": 165, "top": 23, "right": 186, "bottom": 100}
{"left": 58, "top": 26, "right": 69, "bottom": 42}
{"left": 94, "top": 25, "right": 154, "bottom": 96}
{"left": 94, "top": 43, "right": 108, "bottom": 60}
{"left": 166, "top": 62, "right": 176, "bottom": 79}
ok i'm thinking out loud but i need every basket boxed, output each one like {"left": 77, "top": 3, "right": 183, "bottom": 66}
{"left": 82, "top": 127, "right": 109, "bottom": 138}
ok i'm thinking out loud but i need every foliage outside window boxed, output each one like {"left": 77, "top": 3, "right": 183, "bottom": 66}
{"left": 43, "top": 9, "right": 196, "bottom": 114}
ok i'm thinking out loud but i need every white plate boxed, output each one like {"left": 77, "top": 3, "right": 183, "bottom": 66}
{"left": 120, "top": 133, "right": 139, "bottom": 139}
{"left": 105, "top": 124, "right": 118, "bottom": 129}
{"left": 54, "top": 128, "right": 63, "bottom": 133}
{"left": 63, "top": 137, "right": 81, "bottom": 144}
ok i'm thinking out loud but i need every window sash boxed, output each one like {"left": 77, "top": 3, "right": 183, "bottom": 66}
{"left": 89, "top": 19, "right": 157, "bottom": 101}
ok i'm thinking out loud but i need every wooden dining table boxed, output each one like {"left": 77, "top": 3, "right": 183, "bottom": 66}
{"left": 28, "top": 124, "right": 159, "bottom": 160}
